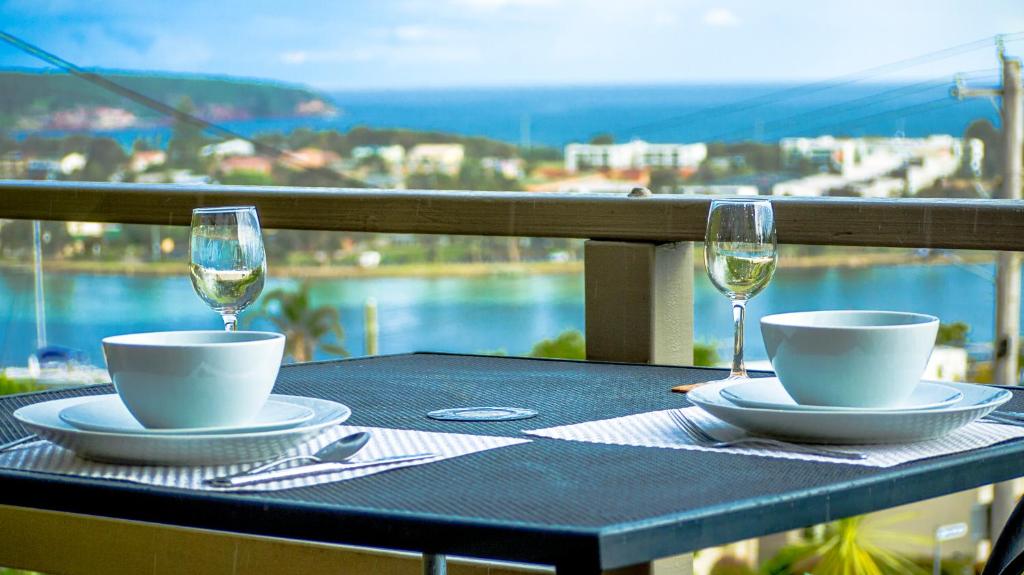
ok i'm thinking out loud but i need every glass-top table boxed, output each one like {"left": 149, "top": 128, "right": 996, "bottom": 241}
{"left": 2, "top": 353, "right": 1024, "bottom": 574}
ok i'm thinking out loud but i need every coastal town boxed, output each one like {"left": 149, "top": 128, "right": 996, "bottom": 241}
{"left": 0, "top": 125, "right": 989, "bottom": 198}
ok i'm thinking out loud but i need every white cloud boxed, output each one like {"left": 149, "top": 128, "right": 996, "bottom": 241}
{"left": 392, "top": 25, "right": 450, "bottom": 42}
{"left": 703, "top": 7, "right": 739, "bottom": 27}
{"left": 451, "top": 0, "right": 556, "bottom": 10}
{"left": 278, "top": 49, "right": 374, "bottom": 65}
{"left": 279, "top": 44, "right": 479, "bottom": 66}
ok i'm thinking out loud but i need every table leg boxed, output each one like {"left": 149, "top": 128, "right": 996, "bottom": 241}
{"left": 424, "top": 553, "right": 447, "bottom": 575}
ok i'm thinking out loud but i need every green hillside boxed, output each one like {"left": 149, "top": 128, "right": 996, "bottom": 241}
{"left": 0, "top": 69, "right": 333, "bottom": 128}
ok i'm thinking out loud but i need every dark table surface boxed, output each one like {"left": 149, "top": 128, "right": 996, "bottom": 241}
{"left": 1, "top": 353, "right": 1024, "bottom": 573}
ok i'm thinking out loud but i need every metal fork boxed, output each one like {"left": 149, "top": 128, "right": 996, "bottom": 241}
{"left": 667, "top": 410, "right": 866, "bottom": 461}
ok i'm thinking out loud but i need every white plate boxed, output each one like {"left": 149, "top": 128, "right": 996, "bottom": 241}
{"left": 59, "top": 395, "right": 315, "bottom": 435}
{"left": 719, "top": 378, "right": 964, "bottom": 412}
{"left": 689, "top": 380, "right": 1010, "bottom": 444}
{"left": 14, "top": 394, "right": 350, "bottom": 465}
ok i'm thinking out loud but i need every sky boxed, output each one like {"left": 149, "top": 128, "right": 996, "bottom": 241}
{"left": 0, "top": 0, "right": 1022, "bottom": 90}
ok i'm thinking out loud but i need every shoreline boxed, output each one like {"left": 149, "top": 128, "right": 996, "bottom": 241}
{"left": 0, "top": 252, "right": 994, "bottom": 279}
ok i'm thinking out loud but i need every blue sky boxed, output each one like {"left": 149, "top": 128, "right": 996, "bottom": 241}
{"left": 0, "top": 0, "right": 1021, "bottom": 90}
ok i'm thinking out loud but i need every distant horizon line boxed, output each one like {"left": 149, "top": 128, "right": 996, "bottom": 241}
{"left": 0, "top": 65, "right": 969, "bottom": 95}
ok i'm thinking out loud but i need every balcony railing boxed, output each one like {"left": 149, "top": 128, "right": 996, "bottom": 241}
{"left": 1, "top": 179, "right": 1023, "bottom": 367}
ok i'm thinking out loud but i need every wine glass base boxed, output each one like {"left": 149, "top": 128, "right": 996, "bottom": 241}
{"left": 671, "top": 374, "right": 748, "bottom": 394}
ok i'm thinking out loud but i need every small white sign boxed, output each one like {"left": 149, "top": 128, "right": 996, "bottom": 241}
{"left": 936, "top": 522, "right": 968, "bottom": 542}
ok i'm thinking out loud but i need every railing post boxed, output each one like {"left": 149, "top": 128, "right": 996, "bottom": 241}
{"left": 990, "top": 56, "right": 1023, "bottom": 553}
{"left": 584, "top": 241, "right": 694, "bottom": 366}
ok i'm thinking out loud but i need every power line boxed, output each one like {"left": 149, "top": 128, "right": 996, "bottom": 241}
{"left": 624, "top": 32, "right": 1021, "bottom": 139}
{"left": 771, "top": 96, "right": 964, "bottom": 138}
{"left": 703, "top": 69, "right": 999, "bottom": 142}
{"left": 0, "top": 30, "right": 297, "bottom": 161}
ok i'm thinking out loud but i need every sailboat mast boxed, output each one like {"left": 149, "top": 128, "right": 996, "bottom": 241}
{"left": 33, "top": 220, "right": 46, "bottom": 350}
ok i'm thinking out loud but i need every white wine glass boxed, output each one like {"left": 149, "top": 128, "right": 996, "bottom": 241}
{"left": 705, "top": 198, "right": 777, "bottom": 379}
{"left": 189, "top": 206, "right": 266, "bottom": 331}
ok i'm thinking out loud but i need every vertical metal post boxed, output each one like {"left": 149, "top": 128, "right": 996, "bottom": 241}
{"left": 994, "top": 57, "right": 1022, "bottom": 388}
{"left": 364, "top": 297, "right": 379, "bottom": 356}
{"left": 423, "top": 553, "right": 446, "bottom": 575}
{"left": 990, "top": 56, "right": 1023, "bottom": 548}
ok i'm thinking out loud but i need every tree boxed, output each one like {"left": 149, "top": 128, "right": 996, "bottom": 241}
{"left": 81, "top": 137, "right": 126, "bottom": 181}
{"left": 761, "top": 515, "right": 928, "bottom": 575}
{"left": 166, "top": 96, "right": 205, "bottom": 170}
{"left": 589, "top": 133, "right": 615, "bottom": 145}
{"left": 286, "top": 167, "right": 366, "bottom": 188}
{"left": 248, "top": 283, "right": 347, "bottom": 363}
{"left": 529, "top": 330, "right": 585, "bottom": 360}
{"left": 964, "top": 118, "right": 1002, "bottom": 177}
{"left": 131, "top": 138, "right": 153, "bottom": 152}
{"left": 649, "top": 169, "right": 680, "bottom": 193}
{"left": 936, "top": 321, "right": 969, "bottom": 347}
{"left": 219, "top": 170, "right": 275, "bottom": 186}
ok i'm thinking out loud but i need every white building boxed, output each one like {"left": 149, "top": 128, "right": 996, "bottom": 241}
{"left": 407, "top": 144, "right": 465, "bottom": 176}
{"left": 780, "top": 136, "right": 859, "bottom": 175}
{"left": 671, "top": 185, "right": 759, "bottom": 196}
{"left": 773, "top": 174, "right": 849, "bottom": 197}
{"left": 923, "top": 345, "right": 969, "bottom": 382}
{"left": 60, "top": 152, "right": 86, "bottom": 175}
{"left": 776, "top": 135, "right": 965, "bottom": 197}
{"left": 200, "top": 138, "right": 255, "bottom": 158}
{"left": 481, "top": 157, "right": 525, "bottom": 180}
{"left": 352, "top": 145, "right": 405, "bottom": 167}
{"left": 564, "top": 140, "right": 707, "bottom": 172}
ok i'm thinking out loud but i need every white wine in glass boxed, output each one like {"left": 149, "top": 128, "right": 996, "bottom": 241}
{"left": 705, "top": 199, "right": 777, "bottom": 378}
{"left": 189, "top": 206, "right": 266, "bottom": 331}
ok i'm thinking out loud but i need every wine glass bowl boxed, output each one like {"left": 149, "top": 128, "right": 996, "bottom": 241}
{"left": 705, "top": 199, "right": 777, "bottom": 379}
{"left": 189, "top": 206, "right": 266, "bottom": 331}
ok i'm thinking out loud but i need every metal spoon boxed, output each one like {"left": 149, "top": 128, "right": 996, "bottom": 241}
{"left": 235, "top": 431, "right": 372, "bottom": 476}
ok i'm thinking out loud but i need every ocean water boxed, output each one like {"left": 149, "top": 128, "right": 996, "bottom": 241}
{"left": 13, "top": 82, "right": 1000, "bottom": 149}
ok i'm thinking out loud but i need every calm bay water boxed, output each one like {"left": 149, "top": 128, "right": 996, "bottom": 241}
{"left": 0, "top": 263, "right": 1006, "bottom": 367}
{"left": 15, "top": 83, "right": 1000, "bottom": 149}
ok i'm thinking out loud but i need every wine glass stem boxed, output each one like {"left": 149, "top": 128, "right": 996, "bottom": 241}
{"left": 222, "top": 313, "right": 238, "bottom": 332}
{"left": 730, "top": 299, "right": 747, "bottom": 378}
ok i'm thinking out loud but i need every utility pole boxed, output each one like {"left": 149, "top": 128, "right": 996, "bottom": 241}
{"left": 954, "top": 43, "right": 1023, "bottom": 549}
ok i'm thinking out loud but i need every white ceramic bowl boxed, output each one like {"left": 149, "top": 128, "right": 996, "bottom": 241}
{"left": 760, "top": 310, "right": 939, "bottom": 408}
{"left": 102, "top": 331, "right": 285, "bottom": 429}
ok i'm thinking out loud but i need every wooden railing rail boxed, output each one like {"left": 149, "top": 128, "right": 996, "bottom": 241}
{"left": 2, "top": 181, "right": 1024, "bottom": 251}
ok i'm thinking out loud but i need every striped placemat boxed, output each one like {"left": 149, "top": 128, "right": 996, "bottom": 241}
{"left": 0, "top": 425, "right": 529, "bottom": 491}
{"left": 524, "top": 407, "right": 1024, "bottom": 467}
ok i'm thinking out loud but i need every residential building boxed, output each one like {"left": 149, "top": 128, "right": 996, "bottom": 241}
{"left": 218, "top": 156, "right": 273, "bottom": 176}
{"left": 352, "top": 145, "right": 405, "bottom": 167}
{"left": 776, "top": 135, "right": 964, "bottom": 197}
{"left": 407, "top": 144, "right": 465, "bottom": 176}
{"left": 924, "top": 345, "right": 969, "bottom": 382}
{"left": 773, "top": 174, "right": 850, "bottom": 197}
{"left": 129, "top": 150, "right": 166, "bottom": 173}
{"left": 780, "top": 136, "right": 860, "bottom": 175}
{"left": 669, "top": 185, "right": 759, "bottom": 196}
{"left": 60, "top": 152, "right": 86, "bottom": 175}
{"left": 564, "top": 140, "right": 707, "bottom": 172}
{"left": 92, "top": 107, "right": 137, "bottom": 130}
{"left": 200, "top": 138, "right": 255, "bottom": 158}
{"left": 0, "top": 152, "right": 26, "bottom": 179}
{"left": 26, "top": 159, "right": 60, "bottom": 180}
{"left": 526, "top": 172, "right": 647, "bottom": 194}
{"left": 481, "top": 157, "right": 525, "bottom": 180}
{"left": 285, "top": 147, "right": 342, "bottom": 170}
